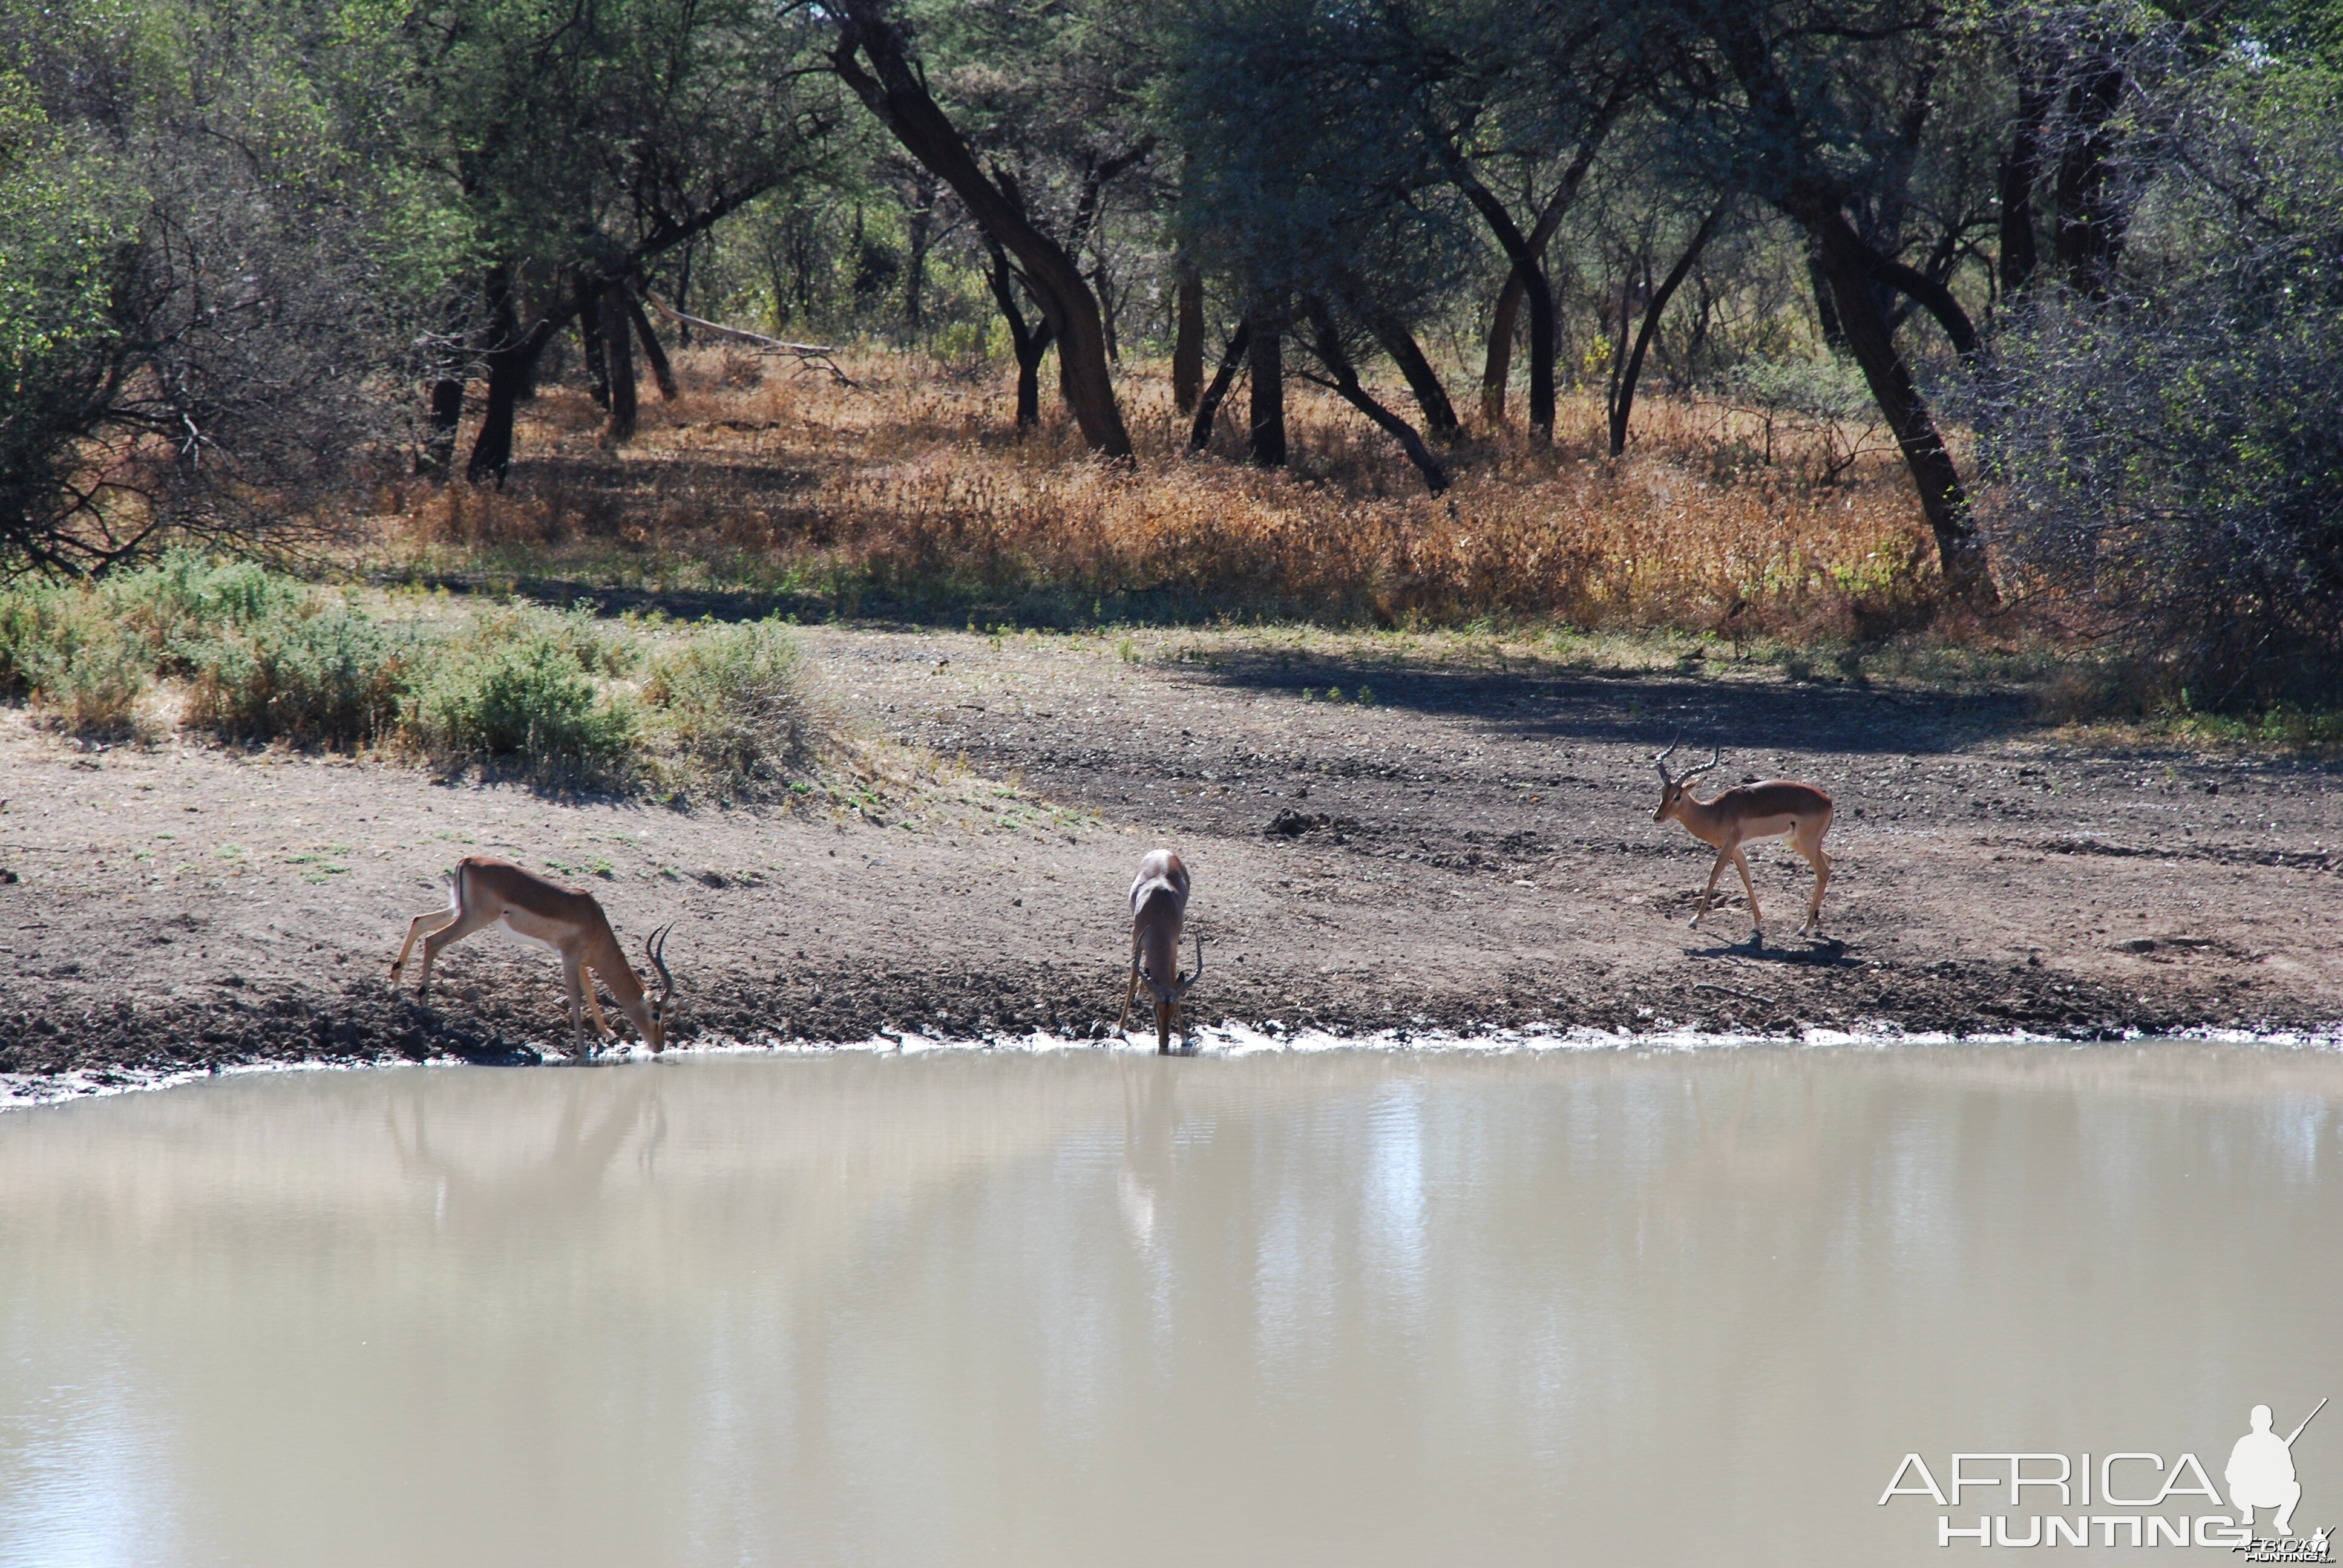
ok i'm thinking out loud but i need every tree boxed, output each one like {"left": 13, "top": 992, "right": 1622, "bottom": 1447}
{"left": 1, "top": 5, "right": 404, "bottom": 573}
{"left": 1973, "top": 48, "right": 2343, "bottom": 704}
{"left": 1674, "top": 0, "right": 1998, "bottom": 599}
{"left": 829, "top": 0, "right": 1135, "bottom": 456}
{"left": 396, "top": 0, "right": 842, "bottom": 481}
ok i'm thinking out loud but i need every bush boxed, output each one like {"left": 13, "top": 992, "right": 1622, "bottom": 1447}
{"left": 0, "top": 580, "right": 148, "bottom": 736}
{"left": 641, "top": 618, "right": 817, "bottom": 797}
{"left": 185, "top": 608, "right": 413, "bottom": 747}
{"left": 0, "top": 556, "right": 828, "bottom": 789}
{"left": 1971, "top": 60, "right": 2343, "bottom": 710}
{"left": 406, "top": 613, "right": 639, "bottom": 783}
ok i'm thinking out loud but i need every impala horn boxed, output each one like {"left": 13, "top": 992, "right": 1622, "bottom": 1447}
{"left": 645, "top": 923, "right": 677, "bottom": 1004}
{"left": 1654, "top": 734, "right": 1682, "bottom": 785}
{"left": 1170, "top": 934, "right": 1206, "bottom": 999}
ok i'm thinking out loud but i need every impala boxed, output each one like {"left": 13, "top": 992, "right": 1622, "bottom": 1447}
{"left": 1651, "top": 743, "right": 1835, "bottom": 945}
{"left": 1116, "top": 849, "right": 1204, "bottom": 1053}
{"left": 390, "top": 856, "right": 675, "bottom": 1057}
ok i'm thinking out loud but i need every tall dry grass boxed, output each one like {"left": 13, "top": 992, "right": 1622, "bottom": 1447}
{"left": 376, "top": 348, "right": 1941, "bottom": 640}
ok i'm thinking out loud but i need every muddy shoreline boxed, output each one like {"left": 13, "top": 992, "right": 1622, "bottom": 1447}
{"left": 2, "top": 623, "right": 2336, "bottom": 1096}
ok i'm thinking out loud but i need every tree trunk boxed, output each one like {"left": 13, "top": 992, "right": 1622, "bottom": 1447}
{"left": 618, "top": 283, "right": 678, "bottom": 401}
{"left": 833, "top": 3, "right": 1131, "bottom": 458}
{"left": 1369, "top": 316, "right": 1460, "bottom": 441}
{"left": 1305, "top": 302, "right": 1447, "bottom": 494}
{"left": 1481, "top": 273, "right": 1525, "bottom": 426}
{"left": 1609, "top": 206, "right": 1722, "bottom": 457}
{"left": 1811, "top": 213, "right": 1994, "bottom": 602}
{"left": 576, "top": 277, "right": 611, "bottom": 408}
{"left": 1189, "top": 323, "right": 1250, "bottom": 451}
{"left": 465, "top": 319, "right": 555, "bottom": 486}
{"left": 1473, "top": 94, "right": 1619, "bottom": 426}
{"left": 421, "top": 376, "right": 465, "bottom": 477}
{"left": 1457, "top": 175, "right": 1556, "bottom": 442}
{"left": 1172, "top": 263, "right": 1205, "bottom": 414}
{"left": 1806, "top": 248, "right": 1847, "bottom": 348}
{"left": 1247, "top": 297, "right": 1286, "bottom": 468}
{"left": 601, "top": 285, "right": 638, "bottom": 445}
{"left": 903, "top": 174, "right": 937, "bottom": 330}
{"left": 983, "top": 236, "right": 1057, "bottom": 434}
{"left": 2053, "top": 58, "right": 2128, "bottom": 298}
{"left": 1996, "top": 80, "right": 2049, "bottom": 293}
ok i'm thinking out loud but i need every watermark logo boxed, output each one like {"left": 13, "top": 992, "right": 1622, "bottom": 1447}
{"left": 1879, "top": 1398, "right": 2330, "bottom": 1554}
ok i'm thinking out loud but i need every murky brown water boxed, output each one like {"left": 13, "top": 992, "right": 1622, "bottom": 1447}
{"left": 2, "top": 1044, "right": 2339, "bottom": 1566}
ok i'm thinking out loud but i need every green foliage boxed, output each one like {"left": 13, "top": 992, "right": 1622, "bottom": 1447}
{"left": 0, "top": 554, "right": 827, "bottom": 787}
{"left": 1974, "top": 56, "right": 2343, "bottom": 708}
{"left": 639, "top": 618, "right": 817, "bottom": 799}
{"left": 185, "top": 609, "right": 413, "bottom": 747}
{"left": 408, "top": 642, "right": 635, "bottom": 782}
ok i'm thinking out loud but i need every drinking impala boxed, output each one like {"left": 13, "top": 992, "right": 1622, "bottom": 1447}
{"left": 1651, "top": 743, "right": 1835, "bottom": 945}
{"left": 390, "top": 856, "right": 676, "bottom": 1057}
{"left": 1116, "top": 849, "right": 1204, "bottom": 1053}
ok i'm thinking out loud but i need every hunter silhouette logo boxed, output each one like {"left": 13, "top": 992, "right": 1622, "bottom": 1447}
{"left": 1879, "top": 1397, "right": 2331, "bottom": 1552}
{"left": 2230, "top": 1400, "right": 2322, "bottom": 1538}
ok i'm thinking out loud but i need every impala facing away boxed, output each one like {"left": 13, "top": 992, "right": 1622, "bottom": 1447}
{"left": 1652, "top": 743, "right": 1835, "bottom": 946}
{"left": 390, "top": 856, "right": 675, "bottom": 1057}
{"left": 1116, "top": 849, "right": 1204, "bottom": 1053}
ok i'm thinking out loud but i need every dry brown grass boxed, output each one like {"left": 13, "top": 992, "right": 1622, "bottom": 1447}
{"left": 369, "top": 347, "right": 1943, "bottom": 641}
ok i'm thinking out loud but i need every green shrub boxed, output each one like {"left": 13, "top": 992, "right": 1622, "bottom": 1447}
{"left": 641, "top": 618, "right": 816, "bottom": 797}
{"left": 0, "top": 556, "right": 830, "bottom": 790}
{"left": 0, "top": 580, "right": 148, "bottom": 734}
{"left": 186, "top": 607, "right": 412, "bottom": 746}
{"left": 407, "top": 624, "right": 638, "bottom": 783}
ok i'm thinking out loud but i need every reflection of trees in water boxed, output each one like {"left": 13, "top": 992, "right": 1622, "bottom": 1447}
{"left": 384, "top": 1071, "right": 665, "bottom": 1231}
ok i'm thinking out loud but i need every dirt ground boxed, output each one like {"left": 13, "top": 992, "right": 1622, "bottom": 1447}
{"left": 2, "top": 624, "right": 2337, "bottom": 1088}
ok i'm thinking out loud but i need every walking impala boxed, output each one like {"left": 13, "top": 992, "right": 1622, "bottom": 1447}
{"left": 390, "top": 856, "right": 676, "bottom": 1057}
{"left": 1116, "top": 849, "right": 1204, "bottom": 1053}
{"left": 1652, "top": 743, "right": 1835, "bottom": 945}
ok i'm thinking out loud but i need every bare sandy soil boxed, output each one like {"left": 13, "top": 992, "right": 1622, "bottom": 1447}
{"left": 2, "top": 624, "right": 2337, "bottom": 1085}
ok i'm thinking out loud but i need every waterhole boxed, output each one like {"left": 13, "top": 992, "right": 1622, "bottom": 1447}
{"left": 2, "top": 1043, "right": 2337, "bottom": 1566}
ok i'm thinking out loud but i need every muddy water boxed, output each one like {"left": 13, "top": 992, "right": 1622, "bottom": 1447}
{"left": 2, "top": 1044, "right": 2339, "bottom": 1567}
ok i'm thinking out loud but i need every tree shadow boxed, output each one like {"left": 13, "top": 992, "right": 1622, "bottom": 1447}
{"left": 1179, "top": 645, "right": 2025, "bottom": 757}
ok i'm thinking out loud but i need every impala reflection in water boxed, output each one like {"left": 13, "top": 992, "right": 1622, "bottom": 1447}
{"left": 2, "top": 1044, "right": 2339, "bottom": 1568}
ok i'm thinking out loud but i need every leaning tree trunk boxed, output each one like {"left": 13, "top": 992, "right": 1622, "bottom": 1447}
{"left": 1246, "top": 297, "right": 1286, "bottom": 468}
{"left": 1457, "top": 175, "right": 1558, "bottom": 442}
{"left": 1609, "top": 205, "right": 1723, "bottom": 457}
{"left": 1475, "top": 97, "right": 1617, "bottom": 426}
{"left": 1305, "top": 302, "right": 1447, "bottom": 494}
{"left": 1369, "top": 316, "right": 1460, "bottom": 442}
{"left": 1810, "top": 213, "right": 1994, "bottom": 603}
{"left": 1173, "top": 263, "right": 1205, "bottom": 414}
{"left": 601, "top": 286, "right": 638, "bottom": 445}
{"left": 1188, "top": 323, "right": 1250, "bottom": 451}
{"left": 619, "top": 283, "right": 678, "bottom": 401}
{"left": 833, "top": 2, "right": 1132, "bottom": 458}
{"left": 466, "top": 319, "right": 556, "bottom": 486}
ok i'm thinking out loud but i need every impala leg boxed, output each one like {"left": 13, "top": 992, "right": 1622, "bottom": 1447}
{"left": 1792, "top": 825, "right": 1833, "bottom": 933}
{"left": 582, "top": 979, "right": 617, "bottom": 1046}
{"left": 562, "top": 958, "right": 591, "bottom": 1060}
{"left": 415, "top": 906, "right": 497, "bottom": 998}
{"left": 1729, "top": 848, "right": 1764, "bottom": 942}
{"left": 1693, "top": 852, "right": 1729, "bottom": 929}
{"left": 1115, "top": 929, "right": 1142, "bottom": 1036}
{"left": 390, "top": 910, "right": 457, "bottom": 987}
